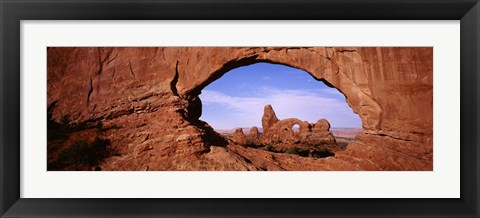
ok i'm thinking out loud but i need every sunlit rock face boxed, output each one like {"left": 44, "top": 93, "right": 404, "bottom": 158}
{"left": 47, "top": 47, "right": 433, "bottom": 170}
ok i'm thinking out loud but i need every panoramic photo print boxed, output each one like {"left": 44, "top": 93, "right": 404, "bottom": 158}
{"left": 47, "top": 47, "right": 433, "bottom": 171}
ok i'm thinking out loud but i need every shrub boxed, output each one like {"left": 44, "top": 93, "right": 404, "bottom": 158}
{"left": 298, "top": 150, "right": 310, "bottom": 157}
{"left": 309, "top": 142, "right": 325, "bottom": 147}
{"left": 286, "top": 147, "right": 300, "bottom": 155}
{"left": 265, "top": 144, "right": 277, "bottom": 152}
{"left": 95, "top": 120, "right": 103, "bottom": 131}
{"left": 308, "top": 149, "right": 335, "bottom": 158}
{"left": 60, "top": 115, "right": 71, "bottom": 129}
{"left": 337, "top": 141, "right": 349, "bottom": 149}
{"left": 47, "top": 115, "right": 72, "bottom": 142}
{"left": 285, "top": 147, "right": 333, "bottom": 158}
{"left": 245, "top": 140, "right": 263, "bottom": 148}
{"left": 49, "top": 137, "right": 118, "bottom": 170}
{"left": 47, "top": 114, "right": 91, "bottom": 141}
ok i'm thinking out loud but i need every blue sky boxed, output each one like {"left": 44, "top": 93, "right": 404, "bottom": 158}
{"left": 199, "top": 63, "right": 362, "bottom": 129}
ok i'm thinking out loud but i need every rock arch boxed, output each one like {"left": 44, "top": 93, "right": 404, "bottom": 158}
{"left": 180, "top": 53, "right": 382, "bottom": 132}
{"left": 47, "top": 47, "right": 433, "bottom": 170}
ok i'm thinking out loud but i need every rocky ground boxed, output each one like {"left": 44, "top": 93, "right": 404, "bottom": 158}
{"left": 46, "top": 103, "right": 369, "bottom": 171}
{"left": 47, "top": 125, "right": 361, "bottom": 171}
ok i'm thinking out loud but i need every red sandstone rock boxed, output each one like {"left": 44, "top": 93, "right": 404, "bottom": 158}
{"left": 248, "top": 126, "right": 260, "bottom": 143}
{"left": 47, "top": 47, "right": 433, "bottom": 171}
{"left": 261, "top": 105, "right": 279, "bottom": 136}
{"left": 260, "top": 105, "right": 337, "bottom": 149}
{"left": 231, "top": 128, "right": 247, "bottom": 145}
{"left": 308, "top": 119, "right": 336, "bottom": 146}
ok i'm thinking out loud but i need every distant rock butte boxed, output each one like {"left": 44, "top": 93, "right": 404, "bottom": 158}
{"left": 47, "top": 47, "right": 433, "bottom": 170}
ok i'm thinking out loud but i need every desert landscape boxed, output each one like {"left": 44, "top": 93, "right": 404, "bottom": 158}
{"left": 47, "top": 47, "right": 433, "bottom": 171}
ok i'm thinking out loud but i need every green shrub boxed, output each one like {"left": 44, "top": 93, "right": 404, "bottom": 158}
{"left": 286, "top": 147, "right": 300, "bottom": 155}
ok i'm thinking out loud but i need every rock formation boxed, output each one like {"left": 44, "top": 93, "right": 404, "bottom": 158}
{"left": 261, "top": 105, "right": 279, "bottom": 136}
{"left": 248, "top": 126, "right": 260, "bottom": 144}
{"left": 230, "top": 128, "right": 247, "bottom": 145}
{"left": 47, "top": 47, "right": 433, "bottom": 170}
{"left": 260, "top": 105, "right": 337, "bottom": 148}
{"left": 309, "top": 119, "right": 336, "bottom": 146}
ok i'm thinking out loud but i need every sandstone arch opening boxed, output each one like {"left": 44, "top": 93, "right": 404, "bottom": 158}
{"left": 292, "top": 124, "right": 300, "bottom": 133}
{"left": 198, "top": 62, "right": 362, "bottom": 153}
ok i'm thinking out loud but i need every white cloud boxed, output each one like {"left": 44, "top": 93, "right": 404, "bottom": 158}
{"left": 200, "top": 87, "right": 362, "bottom": 129}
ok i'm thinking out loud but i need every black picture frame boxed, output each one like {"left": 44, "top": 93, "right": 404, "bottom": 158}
{"left": 1, "top": 0, "right": 479, "bottom": 217}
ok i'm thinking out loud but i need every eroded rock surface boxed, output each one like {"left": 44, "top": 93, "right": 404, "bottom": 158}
{"left": 47, "top": 47, "right": 433, "bottom": 170}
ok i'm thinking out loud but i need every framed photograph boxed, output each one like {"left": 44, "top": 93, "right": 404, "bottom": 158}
{"left": 1, "top": 0, "right": 478, "bottom": 217}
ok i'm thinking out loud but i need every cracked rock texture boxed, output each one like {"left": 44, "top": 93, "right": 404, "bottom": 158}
{"left": 47, "top": 47, "right": 433, "bottom": 170}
